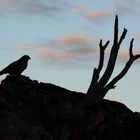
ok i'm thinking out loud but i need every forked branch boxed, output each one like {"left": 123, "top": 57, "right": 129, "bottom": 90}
{"left": 97, "top": 15, "right": 127, "bottom": 89}
{"left": 87, "top": 39, "right": 109, "bottom": 94}
{"left": 98, "top": 39, "right": 110, "bottom": 73}
{"left": 104, "top": 39, "right": 140, "bottom": 92}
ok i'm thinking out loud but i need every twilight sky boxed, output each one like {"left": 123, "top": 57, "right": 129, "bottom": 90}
{"left": 0, "top": 0, "right": 140, "bottom": 111}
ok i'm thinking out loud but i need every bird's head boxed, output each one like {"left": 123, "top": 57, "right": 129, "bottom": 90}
{"left": 21, "top": 55, "right": 31, "bottom": 61}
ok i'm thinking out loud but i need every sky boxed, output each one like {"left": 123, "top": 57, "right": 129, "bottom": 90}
{"left": 0, "top": 0, "right": 140, "bottom": 111}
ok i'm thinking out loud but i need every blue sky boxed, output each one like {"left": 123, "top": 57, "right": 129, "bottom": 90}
{"left": 0, "top": 0, "right": 140, "bottom": 111}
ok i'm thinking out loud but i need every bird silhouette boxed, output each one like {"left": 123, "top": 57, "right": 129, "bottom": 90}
{"left": 0, "top": 55, "right": 30, "bottom": 76}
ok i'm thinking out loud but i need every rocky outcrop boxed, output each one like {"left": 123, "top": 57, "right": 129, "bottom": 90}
{"left": 0, "top": 75, "right": 139, "bottom": 140}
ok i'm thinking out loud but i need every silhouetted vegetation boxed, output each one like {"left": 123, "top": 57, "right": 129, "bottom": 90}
{"left": 84, "top": 15, "right": 140, "bottom": 108}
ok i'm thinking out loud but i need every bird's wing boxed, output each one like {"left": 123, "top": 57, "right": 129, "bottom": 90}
{"left": 0, "top": 60, "right": 19, "bottom": 75}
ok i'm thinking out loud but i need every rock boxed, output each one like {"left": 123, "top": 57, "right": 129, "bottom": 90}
{"left": 0, "top": 75, "right": 139, "bottom": 140}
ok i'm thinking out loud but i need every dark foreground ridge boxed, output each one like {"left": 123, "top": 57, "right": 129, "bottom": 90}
{"left": 0, "top": 75, "right": 139, "bottom": 140}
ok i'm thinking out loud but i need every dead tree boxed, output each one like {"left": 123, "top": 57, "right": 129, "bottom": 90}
{"left": 81, "top": 15, "right": 140, "bottom": 108}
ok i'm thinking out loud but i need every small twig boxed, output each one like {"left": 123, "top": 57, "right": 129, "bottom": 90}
{"left": 98, "top": 39, "right": 110, "bottom": 73}
{"left": 113, "top": 15, "right": 118, "bottom": 45}
{"left": 118, "top": 28, "right": 127, "bottom": 47}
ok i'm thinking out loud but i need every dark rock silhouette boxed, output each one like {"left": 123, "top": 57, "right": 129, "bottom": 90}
{"left": 0, "top": 75, "right": 139, "bottom": 140}
{"left": 0, "top": 55, "right": 30, "bottom": 76}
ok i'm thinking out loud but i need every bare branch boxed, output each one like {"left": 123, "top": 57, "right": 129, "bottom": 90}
{"left": 129, "top": 38, "right": 134, "bottom": 58}
{"left": 104, "top": 38, "right": 140, "bottom": 92}
{"left": 129, "top": 38, "right": 140, "bottom": 60}
{"left": 113, "top": 15, "right": 118, "bottom": 45}
{"left": 118, "top": 28, "right": 127, "bottom": 47}
{"left": 98, "top": 39, "right": 110, "bottom": 73}
{"left": 84, "top": 16, "right": 140, "bottom": 108}
{"left": 87, "top": 39, "right": 109, "bottom": 94}
{"left": 98, "top": 15, "right": 123, "bottom": 88}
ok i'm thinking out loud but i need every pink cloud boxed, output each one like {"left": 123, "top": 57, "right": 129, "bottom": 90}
{"left": 73, "top": 1, "right": 138, "bottom": 22}
{"left": 118, "top": 50, "right": 129, "bottom": 58}
{"left": 38, "top": 34, "right": 98, "bottom": 64}
{"left": 7, "top": 34, "right": 140, "bottom": 67}
{"left": 86, "top": 11, "right": 113, "bottom": 20}
{"left": 134, "top": 33, "right": 140, "bottom": 41}
{"left": 5, "top": 34, "right": 98, "bottom": 66}
{"left": 39, "top": 46, "right": 140, "bottom": 66}
{"left": 74, "top": 4, "right": 113, "bottom": 21}
{"left": 53, "top": 34, "right": 94, "bottom": 46}
{"left": 106, "top": 48, "right": 140, "bottom": 59}
{"left": 38, "top": 47, "right": 98, "bottom": 65}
